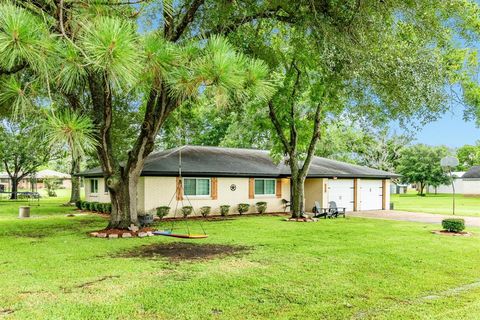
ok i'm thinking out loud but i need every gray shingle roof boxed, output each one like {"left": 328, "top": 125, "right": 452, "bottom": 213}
{"left": 79, "top": 145, "right": 399, "bottom": 179}
{"left": 462, "top": 166, "right": 480, "bottom": 179}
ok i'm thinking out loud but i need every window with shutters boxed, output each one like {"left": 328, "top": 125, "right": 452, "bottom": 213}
{"left": 254, "top": 179, "right": 276, "bottom": 195}
{"left": 183, "top": 178, "right": 211, "bottom": 197}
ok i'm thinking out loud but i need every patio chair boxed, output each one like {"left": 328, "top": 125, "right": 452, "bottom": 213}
{"left": 313, "top": 201, "right": 332, "bottom": 219}
{"left": 281, "top": 198, "right": 291, "bottom": 212}
{"left": 327, "top": 201, "right": 346, "bottom": 218}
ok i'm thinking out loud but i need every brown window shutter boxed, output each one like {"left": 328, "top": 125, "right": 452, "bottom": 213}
{"left": 276, "top": 179, "right": 282, "bottom": 198}
{"left": 176, "top": 177, "right": 183, "bottom": 200}
{"left": 211, "top": 177, "right": 218, "bottom": 200}
{"left": 249, "top": 178, "right": 255, "bottom": 199}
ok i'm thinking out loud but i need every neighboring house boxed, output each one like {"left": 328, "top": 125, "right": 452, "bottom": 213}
{"left": 390, "top": 181, "right": 408, "bottom": 194}
{"left": 80, "top": 146, "right": 398, "bottom": 216}
{"left": 462, "top": 166, "right": 480, "bottom": 196}
{"left": 0, "top": 169, "right": 71, "bottom": 191}
{"left": 426, "top": 172, "right": 465, "bottom": 194}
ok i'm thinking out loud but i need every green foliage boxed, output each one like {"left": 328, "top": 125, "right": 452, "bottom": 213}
{"left": 442, "top": 218, "right": 465, "bottom": 233}
{"left": 396, "top": 144, "right": 452, "bottom": 195}
{"left": 156, "top": 206, "right": 170, "bottom": 219}
{"left": 181, "top": 206, "right": 193, "bottom": 218}
{"left": 456, "top": 143, "right": 480, "bottom": 171}
{"left": 44, "top": 179, "right": 60, "bottom": 197}
{"left": 237, "top": 203, "right": 250, "bottom": 215}
{"left": 220, "top": 205, "right": 230, "bottom": 216}
{"left": 199, "top": 206, "right": 211, "bottom": 218}
{"left": 75, "top": 200, "right": 82, "bottom": 210}
{"left": 256, "top": 202, "right": 267, "bottom": 214}
{"left": 80, "top": 201, "right": 88, "bottom": 210}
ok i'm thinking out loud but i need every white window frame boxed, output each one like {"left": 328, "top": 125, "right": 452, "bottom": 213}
{"left": 254, "top": 178, "right": 276, "bottom": 196}
{"left": 183, "top": 177, "right": 211, "bottom": 198}
{"left": 90, "top": 179, "right": 99, "bottom": 194}
{"left": 104, "top": 179, "right": 109, "bottom": 194}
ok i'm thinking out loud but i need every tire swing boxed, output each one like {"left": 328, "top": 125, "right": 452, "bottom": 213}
{"left": 153, "top": 115, "right": 208, "bottom": 239}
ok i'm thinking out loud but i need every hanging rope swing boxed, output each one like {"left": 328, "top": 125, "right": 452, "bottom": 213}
{"left": 154, "top": 110, "right": 208, "bottom": 239}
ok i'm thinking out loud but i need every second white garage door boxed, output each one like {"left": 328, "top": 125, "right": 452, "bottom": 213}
{"left": 328, "top": 179, "right": 354, "bottom": 212}
{"left": 360, "top": 179, "right": 383, "bottom": 210}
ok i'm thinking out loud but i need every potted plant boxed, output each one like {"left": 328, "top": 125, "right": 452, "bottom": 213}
{"left": 220, "top": 205, "right": 230, "bottom": 217}
{"left": 156, "top": 206, "right": 170, "bottom": 219}
{"left": 256, "top": 201, "right": 267, "bottom": 214}
{"left": 238, "top": 203, "right": 250, "bottom": 215}
{"left": 200, "top": 206, "right": 211, "bottom": 218}
{"left": 181, "top": 206, "right": 194, "bottom": 218}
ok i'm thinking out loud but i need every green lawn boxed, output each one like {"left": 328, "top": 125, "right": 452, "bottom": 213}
{"left": 392, "top": 193, "right": 480, "bottom": 217}
{"left": 2, "top": 197, "right": 480, "bottom": 319}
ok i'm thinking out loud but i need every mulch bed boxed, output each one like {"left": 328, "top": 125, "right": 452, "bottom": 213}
{"left": 117, "top": 242, "right": 251, "bottom": 262}
{"left": 431, "top": 230, "right": 472, "bottom": 237}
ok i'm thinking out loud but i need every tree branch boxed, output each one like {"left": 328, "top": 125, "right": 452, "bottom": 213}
{"left": 171, "top": 0, "right": 205, "bottom": 42}
{"left": 0, "top": 63, "right": 27, "bottom": 76}
{"left": 268, "top": 100, "right": 291, "bottom": 154}
{"left": 300, "top": 102, "right": 323, "bottom": 177}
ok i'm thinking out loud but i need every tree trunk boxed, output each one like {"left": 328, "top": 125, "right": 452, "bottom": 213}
{"left": 69, "top": 156, "right": 81, "bottom": 204}
{"left": 290, "top": 173, "right": 305, "bottom": 218}
{"left": 10, "top": 177, "right": 18, "bottom": 200}
{"left": 107, "top": 166, "right": 142, "bottom": 229}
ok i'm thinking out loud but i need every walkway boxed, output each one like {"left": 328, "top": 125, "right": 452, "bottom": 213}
{"left": 349, "top": 210, "right": 480, "bottom": 228}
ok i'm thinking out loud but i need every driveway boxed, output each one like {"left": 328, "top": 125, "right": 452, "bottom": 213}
{"left": 349, "top": 210, "right": 480, "bottom": 228}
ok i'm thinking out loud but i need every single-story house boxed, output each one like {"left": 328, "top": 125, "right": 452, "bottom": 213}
{"left": 0, "top": 169, "right": 71, "bottom": 192}
{"left": 462, "top": 166, "right": 480, "bottom": 196}
{"left": 426, "top": 171, "right": 465, "bottom": 194}
{"left": 79, "top": 146, "right": 398, "bottom": 217}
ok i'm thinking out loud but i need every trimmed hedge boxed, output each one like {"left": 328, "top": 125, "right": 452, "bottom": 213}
{"left": 79, "top": 201, "right": 112, "bottom": 214}
{"left": 442, "top": 218, "right": 465, "bottom": 233}
{"left": 75, "top": 200, "right": 82, "bottom": 210}
{"left": 220, "top": 205, "right": 230, "bottom": 216}
{"left": 200, "top": 206, "right": 211, "bottom": 217}
{"left": 238, "top": 203, "right": 250, "bottom": 215}
{"left": 181, "top": 206, "right": 193, "bottom": 218}
{"left": 256, "top": 202, "right": 267, "bottom": 214}
{"left": 156, "top": 206, "right": 170, "bottom": 219}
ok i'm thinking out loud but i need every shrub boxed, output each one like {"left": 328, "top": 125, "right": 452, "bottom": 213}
{"left": 238, "top": 203, "right": 250, "bottom": 215}
{"left": 156, "top": 206, "right": 170, "bottom": 219}
{"left": 220, "top": 205, "right": 230, "bottom": 216}
{"left": 200, "top": 206, "right": 211, "bottom": 218}
{"left": 98, "top": 203, "right": 108, "bottom": 213}
{"left": 442, "top": 218, "right": 465, "bottom": 233}
{"left": 104, "top": 203, "right": 112, "bottom": 214}
{"left": 75, "top": 200, "right": 82, "bottom": 210}
{"left": 91, "top": 202, "right": 100, "bottom": 212}
{"left": 80, "top": 201, "right": 89, "bottom": 210}
{"left": 181, "top": 206, "right": 193, "bottom": 218}
{"left": 256, "top": 202, "right": 267, "bottom": 214}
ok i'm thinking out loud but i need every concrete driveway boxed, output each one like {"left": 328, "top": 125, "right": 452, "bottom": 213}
{"left": 349, "top": 210, "right": 480, "bottom": 228}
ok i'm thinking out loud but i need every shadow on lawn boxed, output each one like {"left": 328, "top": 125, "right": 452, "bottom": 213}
{"left": 116, "top": 242, "right": 252, "bottom": 262}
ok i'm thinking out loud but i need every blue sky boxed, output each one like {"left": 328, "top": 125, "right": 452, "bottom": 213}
{"left": 398, "top": 108, "right": 479, "bottom": 148}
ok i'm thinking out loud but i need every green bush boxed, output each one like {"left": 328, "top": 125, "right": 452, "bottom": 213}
{"left": 104, "top": 203, "right": 112, "bottom": 214}
{"left": 442, "top": 218, "right": 465, "bottom": 233}
{"left": 75, "top": 200, "right": 82, "bottom": 210}
{"left": 91, "top": 202, "right": 100, "bottom": 212}
{"left": 156, "top": 206, "right": 170, "bottom": 219}
{"left": 181, "top": 206, "right": 193, "bottom": 218}
{"left": 80, "top": 201, "right": 88, "bottom": 210}
{"left": 200, "top": 206, "right": 211, "bottom": 218}
{"left": 256, "top": 202, "right": 267, "bottom": 214}
{"left": 220, "top": 205, "right": 230, "bottom": 216}
{"left": 98, "top": 203, "right": 107, "bottom": 213}
{"left": 238, "top": 203, "right": 250, "bottom": 215}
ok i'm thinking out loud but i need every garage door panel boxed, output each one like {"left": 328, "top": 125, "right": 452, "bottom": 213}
{"left": 360, "top": 179, "right": 383, "bottom": 210}
{"left": 328, "top": 179, "right": 354, "bottom": 212}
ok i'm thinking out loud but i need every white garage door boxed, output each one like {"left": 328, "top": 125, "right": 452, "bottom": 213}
{"left": 328, "top": 179, "right": 354, "bottom": 212}
{"left": 360, "top": 180, "right": 383, "bottom": 210}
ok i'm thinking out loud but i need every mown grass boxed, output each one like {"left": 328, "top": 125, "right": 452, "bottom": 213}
{"left": 391, "top": 192, "right": 480, "bottom": 217}
{"left": 1, "top": 197, "right": 480, "bottom": 319}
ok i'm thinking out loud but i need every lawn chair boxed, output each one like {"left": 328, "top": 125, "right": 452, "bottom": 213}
{"left": 281, "top": 199, "right": 291, "bottom": 212}
{"left": 313, "top": 201, "right": 333, "bottom": 219}
{"left": 327, "top": 201, "right": 346, "bottom": 218}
